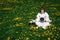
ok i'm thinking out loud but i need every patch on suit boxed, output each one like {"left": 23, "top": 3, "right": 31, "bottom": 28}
{"left": 40, "top": 17, "right": 44, "bottom": 22}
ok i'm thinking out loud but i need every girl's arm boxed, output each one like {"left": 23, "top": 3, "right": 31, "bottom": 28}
{"left": 45, "top": 12, "right": 52, "bottom": 22}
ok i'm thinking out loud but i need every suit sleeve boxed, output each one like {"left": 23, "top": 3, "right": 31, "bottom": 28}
{"left": 35, "top": 13, "right": 40, "bottom": 22}
{"left": 45, "top": 12, "right": 51, "bottom": 22}
{"left": 36, "top": 13, "right": 40, "bottom": 18}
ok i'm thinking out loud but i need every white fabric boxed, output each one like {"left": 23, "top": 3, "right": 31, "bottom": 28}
{"left": 33, "top": 12, "right": 51, "bottom": 29}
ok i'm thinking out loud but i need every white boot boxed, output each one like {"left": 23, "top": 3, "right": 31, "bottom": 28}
{"left": 29, "top": 20, "right": 35, "bottom": 23}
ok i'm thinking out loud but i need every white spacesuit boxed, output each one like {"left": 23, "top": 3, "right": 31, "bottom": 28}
{"left": 29, "top": 12, "right": 51, "bottom": 29}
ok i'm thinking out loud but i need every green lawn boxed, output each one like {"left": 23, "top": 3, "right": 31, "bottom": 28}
{"left": 0, "top": 0, "right": 60, "bottom": 40}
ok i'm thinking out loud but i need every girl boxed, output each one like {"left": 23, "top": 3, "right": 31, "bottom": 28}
{"left": 29, "top": 7, "right": 52, "bottom": 29}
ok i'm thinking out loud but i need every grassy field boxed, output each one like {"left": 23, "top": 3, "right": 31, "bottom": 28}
{"left": 0, "top": 0, "right": 60, "bottom": 40}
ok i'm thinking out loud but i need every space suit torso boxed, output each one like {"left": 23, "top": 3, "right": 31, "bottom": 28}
{"left": 36, "top": 12, "right": 50, "bottom": 22}
{"left": 35, "top": 12, "right": 51, "bottom": 29}
{"left": 29, "top": 12, "right": 51, "bottom": 29}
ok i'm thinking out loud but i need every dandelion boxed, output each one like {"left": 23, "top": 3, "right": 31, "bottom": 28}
{"left": 7, "top": 36, "right": 10, "bottom": 40}
{"left": 16, "top": 31, "right": 18, "bottom": 33}
{"left": 48, "top": 37, "right": 50, "bottom": 40}
{"left": 33, "top": 27, "right": 37, "bottom": 31}
{"left": 46, "top": 26, "right": 49, "bottom": 29}
{"left": 31, "top": 11, "right": 34, "bottom": 14}
{"left": 49, "top": 32, "right": 53, "bottom": 35}
{"left": 54, "top": 38, "right": 56, "bottom": 40}
{"left": 13, "top": 17, "right": 22, "bottom": 21}
{"left": 26, "top": 37, "right": 29, "bottom": 40}
{"left": 15, "top": 39, "right": 19, "bottom": 40}
{"left": 15, "top": 17, "right": 19, "bottom": 20}
{"left": 2, "top": 8, "right": 12, "bottom": 10}
{"left": 15, "top": 23, "right": 20, "bottom": 26}
{"left": 58, "top": 28, "right": 60, "bottom": 30}
{"left": 30, "top": 26, "right": 34, "bottom": 29}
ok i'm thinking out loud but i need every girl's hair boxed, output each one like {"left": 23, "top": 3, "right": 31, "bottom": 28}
{"left": 40, "top": 7, "right": 45, "bottom": 12}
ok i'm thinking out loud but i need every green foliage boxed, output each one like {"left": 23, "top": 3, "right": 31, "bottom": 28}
{"left": 0, "top": 0, "right": 60, "bottom": 40}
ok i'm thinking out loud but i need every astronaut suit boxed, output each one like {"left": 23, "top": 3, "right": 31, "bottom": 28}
{"left": 29, "top": 12, "right": 51, "bottom": 29}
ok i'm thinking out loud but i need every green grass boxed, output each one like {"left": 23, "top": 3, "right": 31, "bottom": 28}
{"left": 0, "top": 0, "right": 60, "bottom": 40}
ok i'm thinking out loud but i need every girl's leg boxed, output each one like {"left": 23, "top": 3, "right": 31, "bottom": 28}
{"left": 35, "top": 22, "right": 42, "bottom": 28}
{"left": 42, "top": 22, "right": 50, "bottom": 29}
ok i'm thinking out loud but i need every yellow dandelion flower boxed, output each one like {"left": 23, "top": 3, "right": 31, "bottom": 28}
{"left": 15, "top": 39, "right": 19, "bottom": 40}
{"left": 15, "top": 23, "right": 20, "bottom": 26}
{"left": 54, "top": 38, "right": 56, "bottom": 40}
{"left": 19, "top": 23, "right": 25, "bottom": 27}
{"left": 15, "top": 23, "right": 24, "bottom": 27}
{"left": 31, "top": 11, "right": 34, "bottom": 14}
{"left": 2, "top": 8, "right": 12, "bottom": 10}
{"left": 46, "top": 26, "right": 49, "bottom": 29}
{"left": 30, "top": 26, "right": 34, "bottom": 29}
{"left": 26, "top": 37, "right": 29, "bottom": 40}
{"left": 15, "top": 17, "right": 19, "bottom": 20}
{"left": 55, "top": 12, "right": 60, "bottom": 16}
{"left": 19, "top": 23, "right": 23, "bottom": 25}
{"left": 48, "top": 37, "right": 50, "bottom": 40}
{"left": 49, "top": 32, "right": 53, "bottom": 35}
{"left": 33, "top": 27, "right": 37, "bottom": 30}
{"left": 7, "top": 36, "right": 10, "bottom": 40}
{"left": 13, "top": 17, "right": 22, "bottom": 21}
{"left": 16, "top": 31, "right": 18, "bottom": 33}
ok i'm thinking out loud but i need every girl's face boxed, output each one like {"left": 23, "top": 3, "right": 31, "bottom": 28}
{"left": 41, "top": 10, "right": 45, "bottom": 13}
